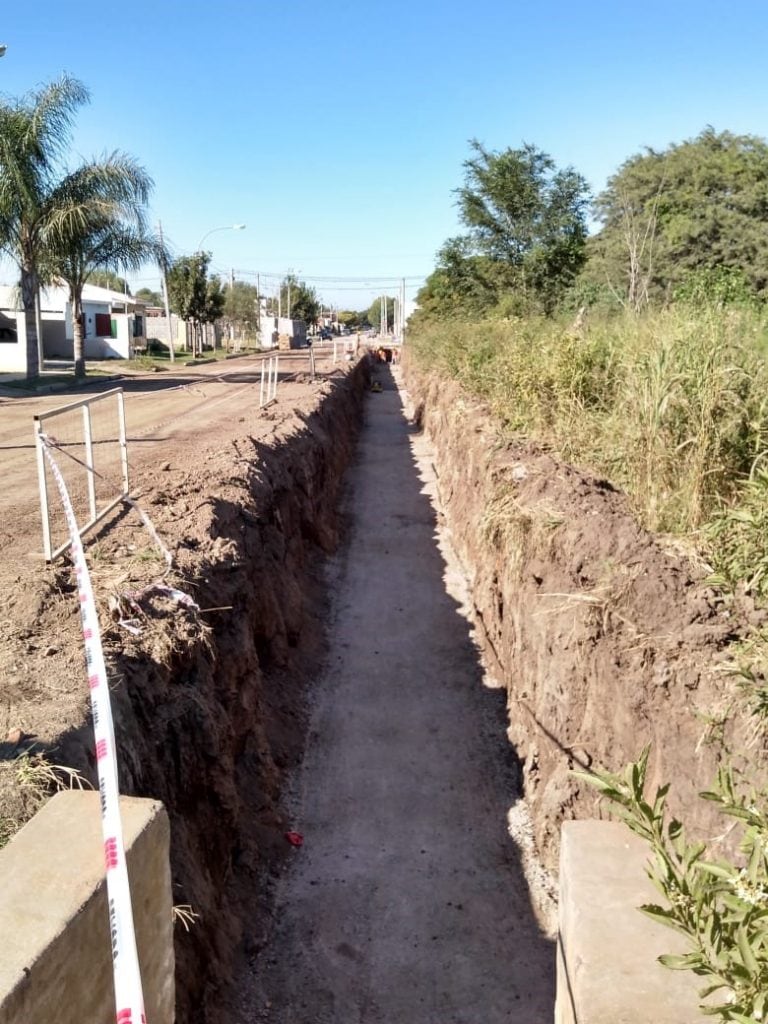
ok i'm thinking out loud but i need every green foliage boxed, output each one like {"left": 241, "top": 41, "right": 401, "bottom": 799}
{"left": 206, "top": 274, "right": 226, "bottom": 324}
{"left": 706, "top": 470, "right": 768, "bottom": 600}
{"left": 167, "top": 252, "right": 224, "bottom": 353}
{"left": 575, "top": 750, "right": 768, "bottom": 1022}
{"left": 675, "top": 267, "right": 757, "bottom": 309}
{"left": 223, "top": 279, "right": 258, "bottom": 334}
{"left": 88, "top": 269, "right": 129, "bottom": 292}
{"left": 591, "top": 128, "right": 768, "bottom": 307}
{"left": 0, "top": 74, "right": 90, "bottom": 378}
{"left": 422, "top": 139, "right": 591, "bottom": 317}
{"left": 46, "top": 153, "right": 162, "bottom": 378}
{"left": 135, "top": 286, "right": 163, "bottom": 306}
{"left": 0, "top": 75, "right": 161, "bottom": 379}
{"left": 409, "top": 308, "right": 768, "bottom": 550}
{"left": 167, "top": 252, "right": 209, "bottom": 322}
{"left": 337, "top": 309, "right": 368, "bottom": 328}
{"left": 280, "top": 274, "right": 319, "bottom": 324}
{"left": 368, "top": 296, "right": 395, "bottom": 332}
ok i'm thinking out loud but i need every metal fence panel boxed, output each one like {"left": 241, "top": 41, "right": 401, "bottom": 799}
{"left": 34, "top": 388, "right": 129, "bottom": 561}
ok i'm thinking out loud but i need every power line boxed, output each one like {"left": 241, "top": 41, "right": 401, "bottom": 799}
{"left": 233, "top": 269, "right": 425, "bottom": 283}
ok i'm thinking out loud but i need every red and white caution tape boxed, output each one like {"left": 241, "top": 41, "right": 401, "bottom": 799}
{"left": 39, "top": 434, "right": 147, "bottom": 1024}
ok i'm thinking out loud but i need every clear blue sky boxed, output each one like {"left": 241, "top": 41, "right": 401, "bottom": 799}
{"left": 2, "top": 0, "right": 768, "bottom": 308}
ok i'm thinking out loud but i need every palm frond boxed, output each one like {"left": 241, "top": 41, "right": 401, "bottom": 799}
{"left": 24, "top": 76, "right": 89, "bottom": 164}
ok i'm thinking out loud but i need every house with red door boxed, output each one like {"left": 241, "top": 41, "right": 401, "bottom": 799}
{"left": 0, "top": 283, "right": 147, "bottom": 373}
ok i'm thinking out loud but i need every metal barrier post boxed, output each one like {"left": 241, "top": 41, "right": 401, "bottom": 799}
{"left": 117, "top": 391, "right": 129, "bottom": 494}
{"left": 82, "top": 404, "right": 97, "bottom": 521}
{"left": 34, "top": 419, "right": 53, "bottom": 562}
{"left": 260, "top": 360, "right": 266, "bottom": 406}
{"left": 271, "top": 356, "right": 278, "bottom": 400}
{"left": 33, "top": 387, "right": 130, "bottom": 561}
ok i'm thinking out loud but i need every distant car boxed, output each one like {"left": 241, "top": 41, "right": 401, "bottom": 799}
{"left": 0, "top": 325, "right": 17, "bottom": 342}
{"left": 319, "top": 328, "right": 333, "bottom": 340}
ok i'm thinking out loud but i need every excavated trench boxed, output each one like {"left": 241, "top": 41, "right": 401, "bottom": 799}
{"left": 14, "top": 349, "right": 753, "bottom": 1022}
{"left": 53, "top": 362, "right": 372, "bottom": 1024}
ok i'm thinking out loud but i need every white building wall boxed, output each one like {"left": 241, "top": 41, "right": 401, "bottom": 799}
{"left": 0, "top": 312, "right": 27, "bottom": 373}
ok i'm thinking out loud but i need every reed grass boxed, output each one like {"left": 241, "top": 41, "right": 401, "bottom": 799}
{"left": 410, "top": 307, "right": 768, "bottom": 596}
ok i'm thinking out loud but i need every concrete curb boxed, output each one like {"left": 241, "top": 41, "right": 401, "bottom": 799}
{"left": 0, "top": 791, "right": 174, "bottom": 1024}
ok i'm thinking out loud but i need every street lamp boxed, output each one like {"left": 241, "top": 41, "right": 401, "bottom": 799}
{"left": 196, "top": 223, "right": 245, "bottom": 252}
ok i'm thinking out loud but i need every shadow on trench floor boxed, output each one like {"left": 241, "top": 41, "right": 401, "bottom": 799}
{"left": 234, "top": 361, "right": 556, "bottom": 1024}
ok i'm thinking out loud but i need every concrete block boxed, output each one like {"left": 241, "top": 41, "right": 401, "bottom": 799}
{"left": 0, "top": 791, "right": 174, "bottom": 1024}
{"left": 556, "top": 819, "right": 701, "bottom": 1024}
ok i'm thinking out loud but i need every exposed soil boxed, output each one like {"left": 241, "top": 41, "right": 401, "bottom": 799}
{"left": 403, "top": 360, "right": 761, "bottom": 873}
{"left": 3, "top": 342, "right": 762, "bottom": 1022}
{"left": 0, "top": 352, "right": 367, "bottom": 1023}
{"left": 234, "top": 363, "right": 555, "bottom": 1024}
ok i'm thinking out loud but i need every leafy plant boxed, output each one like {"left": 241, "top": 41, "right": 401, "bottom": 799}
{"left": 575, "top": 748, "right": 768, "bottom": 1022}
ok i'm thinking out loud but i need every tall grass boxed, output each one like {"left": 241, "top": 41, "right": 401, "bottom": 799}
{"left": 410, "top": 307, "right": 768, "bottom": 595}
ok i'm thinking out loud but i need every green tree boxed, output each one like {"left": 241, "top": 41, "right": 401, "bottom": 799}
{"left": 368, "top": 296, "right": 395, "bottom": 332}
{"left": 135, "top": 287, "right": 163, "bottom": 306}
{"left": 454, "top": 139, "right": 590, "bottom": 312}
{"left": 167, "top": 253, "right": 217, "bottom": 356}
{"left": 0, "top": 75, "right": 89, "bottom": 379}
{"left": 204, "top": 275, "right": 226, "bottom": 344}
{"left": 223, "top": 279, "right": 259, "bottom": 338}
{"left": 337, "top": 309, "right": 368, "bottom": 329}
{"left": 48, "top": 154, "right": 162, "bottom": 378}
{"left": 280, "top": 274, "right": 319, "bottom": 325}
{"left": 591, "top": 128, "right": 768, "bottom": 306}
{"left": 415, "top": 237, "right": 513, "bottom": 321}
{"left": 87, "top": 269, "right": 129, "bottom": 293}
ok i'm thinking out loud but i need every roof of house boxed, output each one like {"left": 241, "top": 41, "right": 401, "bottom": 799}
{"left": 0, "top": 282, "right": 145, "bottom": 312}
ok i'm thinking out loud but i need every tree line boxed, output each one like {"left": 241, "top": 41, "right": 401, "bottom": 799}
{"left": 416, "top": 128, "right": 768, "bottom": 322}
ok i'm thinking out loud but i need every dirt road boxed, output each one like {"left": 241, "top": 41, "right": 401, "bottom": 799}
{"left": 239, "top": 364, "right": 554, "bottom": 1023}
{"left": 0, "top": 350, "right": 327, "bottom": 564}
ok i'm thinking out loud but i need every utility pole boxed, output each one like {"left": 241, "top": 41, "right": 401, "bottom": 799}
{"left": 158, "top": 220, "right": 175, "bottom": 364}
{"left": 228, "top": 268, "right": 235, "bottom": 349}
{"left": 287, "top": 276, "right": 292, "bottom": 320}
{"left": 256, "top": 272, "right": 261, "bottom": 346}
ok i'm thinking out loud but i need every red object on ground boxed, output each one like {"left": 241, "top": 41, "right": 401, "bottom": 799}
{"left": 285, "top": 831, "right": 304, "bottom": 847}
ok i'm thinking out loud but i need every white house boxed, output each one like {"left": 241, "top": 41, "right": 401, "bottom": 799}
{"left": 0, "top": 283, "right": 147, "bottom": 373}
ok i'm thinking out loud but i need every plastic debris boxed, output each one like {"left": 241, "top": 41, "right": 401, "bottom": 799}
{"left": 285, "top": 831, "right": 304, "bottom": 847}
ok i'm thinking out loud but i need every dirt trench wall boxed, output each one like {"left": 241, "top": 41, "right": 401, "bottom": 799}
{"left": 405, "top": 364, "right": 752, "bottom": 873}
{"left": 51, "top": 366, "right": 368, "bottom": 1024}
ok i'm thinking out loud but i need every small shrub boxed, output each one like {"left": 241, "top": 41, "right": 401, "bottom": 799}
{"left": 575, "top": 750, "right": 768, "bottom": 1023}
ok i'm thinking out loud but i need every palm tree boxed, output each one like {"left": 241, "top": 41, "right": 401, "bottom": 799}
{"left": 47, "top": 154, "right": 164, "bottom": 379}
{"left": 0, "top": 75, "right": 89, "bottom": 379}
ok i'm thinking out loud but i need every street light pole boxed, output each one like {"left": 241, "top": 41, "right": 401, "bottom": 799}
{"left": 196, "top": 223, "right": 246, "bottom": 253}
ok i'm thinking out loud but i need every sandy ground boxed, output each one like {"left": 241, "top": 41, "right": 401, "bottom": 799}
{"left": 0, "top": 345, "right": 349, "bottom": 785}
{"left": 0, "top": 352, "right": 325, "bottom": 524}
{"left": 0, "top": 348, "right": 337, "bottom": 566}
{"left": 238, "top": 364, "right": 555, "bottom": 1024}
